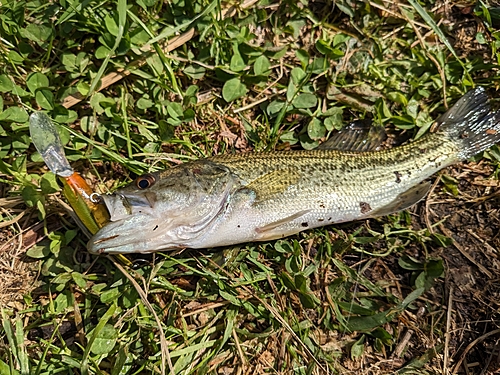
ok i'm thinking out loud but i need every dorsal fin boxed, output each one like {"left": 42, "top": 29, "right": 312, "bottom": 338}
{"left": 318, "top": 120, "right": 386, "bottom": 152}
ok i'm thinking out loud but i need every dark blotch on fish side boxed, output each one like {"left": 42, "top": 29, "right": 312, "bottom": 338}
{"left": 360, "top": 202, "right": 372, "bottom": 214}
{"left": 301, "top": 222, "right": 309, "bottom": 227}
{"left": 153, "top": 225, "right": 158, "bottom": 231}
{"left": 394, "top": 171, "right": 402, "bottom": 183}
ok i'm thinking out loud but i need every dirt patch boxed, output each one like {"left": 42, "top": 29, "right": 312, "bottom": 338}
{"left": 0, "top": 221, "right": 39, "bottom": 308}
{"left": 422, "top": 161, "right": 500, "bottom": 373}
{"left": 0, "top": 196, "right": 62, "bottom": 307}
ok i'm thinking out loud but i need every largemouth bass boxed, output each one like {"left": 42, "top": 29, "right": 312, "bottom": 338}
{"left": 88, "top": 87, "right": 500, "bottom": 254}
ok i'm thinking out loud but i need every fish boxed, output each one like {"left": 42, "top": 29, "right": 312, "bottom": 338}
{"left": 88, "top": 87, "right": 500, "bottom": 254}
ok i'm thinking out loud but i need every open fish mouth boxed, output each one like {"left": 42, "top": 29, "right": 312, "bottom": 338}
{"left": 88, "top": 220, "right": 161, "bottom": 254}
{"left": 101, "top": 192, "right": 157, "bottom": 222}
{"left": 86, "top": 192, "right": 163, "bottom": 253}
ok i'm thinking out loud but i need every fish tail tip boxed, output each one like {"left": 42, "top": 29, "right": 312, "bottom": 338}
{"left": 438, "top": 87, "right": 500, "bottom": 158}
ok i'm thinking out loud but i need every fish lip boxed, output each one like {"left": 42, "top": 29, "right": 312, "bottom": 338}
{"left": 86, "top": 191, "right": 163, "bottom": 254}
{"left": 87, "top": 209, "right": 167, "bottom": 254}
{"left": 87, "top": 221, "right": 140, "bottom": 254}
{"left": 92, "top": 234, "right": 120, "bottom": 245}
{"left": 88, "top": 229, "right": 164, "bottom": 254}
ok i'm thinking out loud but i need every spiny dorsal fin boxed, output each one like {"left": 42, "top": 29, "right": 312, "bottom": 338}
{"left": 245, "top": 169, "right": 301, "bottom": 202}
{"left": 318, "top": 120, "right": 386, "bottom": 152}
{"left": 369, "top": 181, "right": 431, "bottom": 218}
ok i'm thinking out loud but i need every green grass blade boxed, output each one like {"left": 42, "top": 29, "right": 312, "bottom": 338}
{"left": 14, "top": 318, "right": 29, "bottom": 375}
{"left": 407, "top": 0, "right": 473, "bottom": 83}
{"left": 170, "top": 340, "right": 217, "bottom": 359}
{"left": 88, "top": 0, "right": 128, "bottom": 96}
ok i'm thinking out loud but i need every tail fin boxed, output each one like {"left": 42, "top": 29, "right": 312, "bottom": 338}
{"left": 437, "top": 87, "right": 500, "bottom": 159}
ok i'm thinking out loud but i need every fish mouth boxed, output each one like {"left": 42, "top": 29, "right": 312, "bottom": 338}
{"left": 87, "top": 192, "right": 164, "bottom": 254}
{"left": 87, "top": 214, "right": 168, "bottom": 254}
{"left": 101, "top": 192, "right": 157, "bottom": 222}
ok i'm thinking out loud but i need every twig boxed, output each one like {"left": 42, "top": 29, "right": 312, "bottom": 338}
{"left": 0, "top": 209, "right": 25, "bottom": 229}
{"left": 232, "top": 328, "right": 247, "bottom": 369}
{"left": 327, "top": 86, "right": 375, "bottom": 112}
{"left": 465, "top": 229, "right": 498, "bottom": 255}
{"left": 382, "top": 25, "right": 405, "bottom": 40}
{"left": 221, "top": 0, "right": 260, "bottom": 18}
{"left": 452, "top": 329, "right": 500, "bottom": 373}
{"left": 181, "top": 301, "right": 232, "bottom": 317}
{"left": 480, "top": 338, "right": 500, "bottom": 375}
{"left": 266, "top": 272, "right": 285, "bottom": 311}
{"left": 368, "top": 1, "right": 430, "bottom": 29}
{"left": 424, "top": 175, "right": 443, "bottom": 234}
{"left": 443, "top": 285, "right": 453, "bottom": 374}
{"left": 62, "top": 29, "right": 196, "bottom": 109}
{"left": 410, "top": 19, "right": 444, "bottom": 48}
{"left": 234, "top": 95, "right": 274, "bottom": 114}
{"left": 162, "top": 54, "right": 215, "bottom": 69}
{"left": 234, "top": 69, "right": 287, "bottom": 113}
{"left": 393, "top": 329, "right": 413, "bottom": 358}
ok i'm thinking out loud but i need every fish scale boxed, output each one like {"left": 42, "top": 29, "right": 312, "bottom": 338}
{"left": 210, "top": 133, "right": 457, "bottom": 207}
{"left": 190, "top": 134, "right": 457, "bottom": 244}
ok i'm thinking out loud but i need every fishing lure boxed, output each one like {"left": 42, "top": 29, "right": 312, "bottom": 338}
{"left": 29, "top": 112, "right": 109, "bottom": 234}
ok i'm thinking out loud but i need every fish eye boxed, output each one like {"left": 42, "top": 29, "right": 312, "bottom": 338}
{"left": 135, "top": 173, "right": 156, "bottom": 189}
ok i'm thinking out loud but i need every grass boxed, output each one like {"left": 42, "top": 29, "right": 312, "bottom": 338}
{"left": 1, "top": 0, "right": 500, "bottom": 374}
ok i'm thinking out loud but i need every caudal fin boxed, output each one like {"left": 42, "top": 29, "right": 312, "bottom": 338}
{"left": 437, "top": 87, "right": 500, "bottom": 159}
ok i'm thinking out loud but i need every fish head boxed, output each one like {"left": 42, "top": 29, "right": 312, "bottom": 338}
{"left": 88, "top": 161, "right": 235, "bottom": 254}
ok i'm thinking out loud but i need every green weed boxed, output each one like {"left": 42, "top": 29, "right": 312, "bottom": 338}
{"left": 1, "top": 0, "right": 500, "bottom": 374}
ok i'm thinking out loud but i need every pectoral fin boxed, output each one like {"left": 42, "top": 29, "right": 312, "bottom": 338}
{"left": 255, "top": 210, "right": 311, "bottom": 240}
{"left": 370, "top": 181, "right": 431, "bottom": 217}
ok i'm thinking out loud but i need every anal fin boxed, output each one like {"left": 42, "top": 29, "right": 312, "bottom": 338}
{"left": 255, "top": 210, "right": 311, "bottom": 240}
{"left": 370, "top": 181, "right": 431, "bottom": 217}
